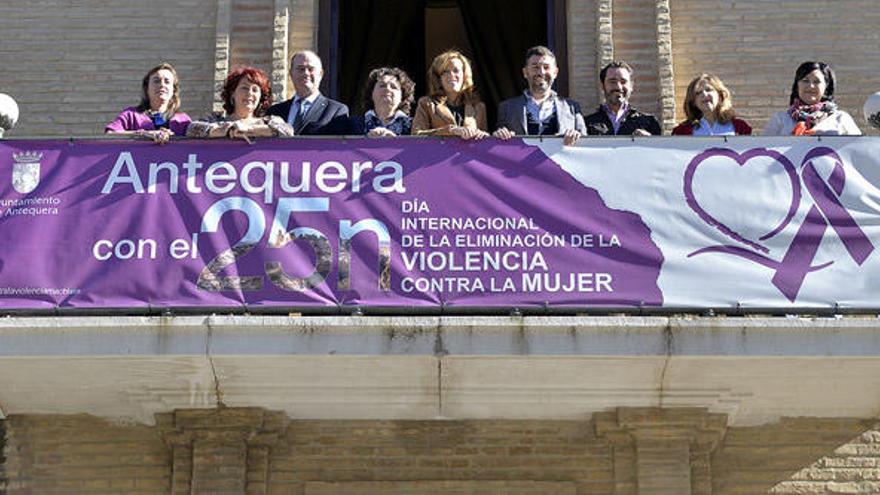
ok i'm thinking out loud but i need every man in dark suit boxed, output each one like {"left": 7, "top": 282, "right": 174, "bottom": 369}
{"left": 267, "top": 50, "right": 350, "bottom": 135}
{"left": 583, "top": 61, "right": 661, "bottom": 136}
{"left": 493, "top": 46, "right": 586, "bottom": 146}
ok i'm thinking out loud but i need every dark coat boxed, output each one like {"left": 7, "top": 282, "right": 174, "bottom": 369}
{"left": 583, "top": 106, "right": 662, "bottom": 136}
{"left": 267, "top": 94, "right": 350, "bottom": 135}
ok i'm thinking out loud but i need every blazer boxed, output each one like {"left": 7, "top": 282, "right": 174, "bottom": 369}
{"left": 412, "top": 96, "right": 487, "bottom": 136}
{"left": 495, "top": 94, "right": 586, "bottom": 135}
{"left": 583, "top": 106, "right": 662, "bottom": 136}
{"left": 267, "top": 93, "right": 350, "bottom": 135}
{"left": 671, "top": 118, "right": 752, "bottom": 136}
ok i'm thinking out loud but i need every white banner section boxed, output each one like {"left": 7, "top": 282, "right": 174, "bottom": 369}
{"left": 538, "top": 136, "right": 880, "bottom": 308}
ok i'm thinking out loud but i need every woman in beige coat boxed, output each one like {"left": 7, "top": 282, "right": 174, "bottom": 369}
{"left": 413, "top": 50, "right": 488, "bottom": 139}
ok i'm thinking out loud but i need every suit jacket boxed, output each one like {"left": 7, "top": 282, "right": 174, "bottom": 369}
{"left": 583, "top": 105, "right": 662, "bottom": 136}
{"left": 267, "top": 93, "right": 350, "bottom": 135}
{"left": 495, "top": 94, "right": 586, "bottom": 135}
{"left": 412, "top": 96, "right": 487, "bottom": 136}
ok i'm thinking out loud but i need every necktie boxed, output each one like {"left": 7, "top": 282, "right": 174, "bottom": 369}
{"left": 293, "top": 100, "right": 307, "bottom": 130}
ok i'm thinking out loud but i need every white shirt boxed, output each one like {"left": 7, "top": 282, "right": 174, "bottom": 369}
{"left": 762, "top": 110, "right": 862, "bottom": 136}
{"left": 693, "top": 118, "right": 735, "bottom": 136}
{"left": 524, "top": 90, "right": 558, "bottom": 127}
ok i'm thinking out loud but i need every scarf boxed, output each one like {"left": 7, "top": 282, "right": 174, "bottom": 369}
{"left": 788, "top": 98, "right": 837, "bottom": 136}
{"left": 146, "top": 109, "right": 170, "bottom": 130}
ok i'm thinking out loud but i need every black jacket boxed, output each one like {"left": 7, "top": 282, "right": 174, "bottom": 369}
{"left": 583, "top": 106, "right": 662, "bottom": 136}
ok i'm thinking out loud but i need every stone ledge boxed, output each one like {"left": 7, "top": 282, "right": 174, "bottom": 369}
{"left": 0, "top": 315, "right": 879, "bottom": 357}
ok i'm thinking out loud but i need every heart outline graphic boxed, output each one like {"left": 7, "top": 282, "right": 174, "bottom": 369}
{"left": 683, "top": 147, "right": 802, "bottom": 254}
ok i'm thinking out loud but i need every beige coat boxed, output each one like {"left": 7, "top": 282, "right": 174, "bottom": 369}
{"left": 412, "top": 95, "right": 487, "bottom": 136}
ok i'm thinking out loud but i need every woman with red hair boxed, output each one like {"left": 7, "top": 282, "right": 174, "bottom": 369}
{"left": 187, "top": 66, "right": 294, "bottom": 140}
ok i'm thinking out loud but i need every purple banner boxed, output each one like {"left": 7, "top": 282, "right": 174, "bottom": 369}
{"left": 0, "top": 139, "right": 662, "bottom": 309}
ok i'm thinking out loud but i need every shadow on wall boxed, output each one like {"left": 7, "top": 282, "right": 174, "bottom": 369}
{"left": 713, "top": 418, "right": 879, "bottom": 494}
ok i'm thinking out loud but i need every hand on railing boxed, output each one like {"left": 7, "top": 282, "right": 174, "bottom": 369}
{"left": 135, "top": 128, "right": 173, "bottom": 145}
{"left": 451, "top": 126, "right": 489, "bottom": 140}
{"left": 492, "top": 127, "right": 515, "bottom": 140}
{"left": 367, "top": 127, "right": 398, "bottom": 138}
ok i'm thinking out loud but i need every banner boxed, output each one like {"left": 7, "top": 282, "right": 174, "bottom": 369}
{"left": 1, "top": 136, "right": 879, "bottom": 310}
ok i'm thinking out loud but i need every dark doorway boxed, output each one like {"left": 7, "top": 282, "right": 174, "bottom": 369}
{"left": 321, "top": 0, "right": 565, "bottom": 129}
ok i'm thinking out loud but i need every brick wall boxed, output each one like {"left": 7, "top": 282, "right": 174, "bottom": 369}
{"left": 612, "top": 0, "right": 662, "bottom": 122}
{"left": 0, "top": 0, "right": 217, "bottom": 137}
{"left": 2, "top": 415, "right": 170, "bottom": 494}
{"left": 5, "top": 411, "right": 880, "bottom": 494}
{"left": 670, "top": 0, "right": 880, "bottom": 135}
{"left": 269, "top": 420, "right": 614, "bottom": 494}
{"left": 230, "top": 0, "right": 274, "bottom": 77}
{"left": 282, "top": 0, "right": 318, "bottom": 100}
{"left": 287, "top": 0, "right": 318, "bottom": 59}
{"left": 566, "top": 1, "right": 598, "bottom": 111}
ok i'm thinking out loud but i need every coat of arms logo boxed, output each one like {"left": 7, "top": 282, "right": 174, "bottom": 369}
{"left": 12, "top": 151, "right": 42, "bottom": 194}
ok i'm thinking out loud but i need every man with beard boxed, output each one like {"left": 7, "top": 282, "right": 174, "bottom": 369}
{"left": 493, "top": 46, "right": 586, "bottom": 145}
{"left": 268, "top": 50, "right": 350, "bottom": 135}
{"left": 584, "top": 61, "right": 661, "bottom": 136}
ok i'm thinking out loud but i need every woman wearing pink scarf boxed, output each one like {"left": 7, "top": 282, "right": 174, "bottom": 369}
{"left": 763, "top": 61, "right": 861, "bottom": 136}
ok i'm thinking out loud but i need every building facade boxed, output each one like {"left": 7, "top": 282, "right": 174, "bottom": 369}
{"left": 3, "top": 1, "right": 880, "bottom": 494}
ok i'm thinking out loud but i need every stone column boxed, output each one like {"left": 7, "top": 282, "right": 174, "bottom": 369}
{"left": 596, "top": 0, "right": 615, "bottom": 104}
{"left": 654, "top": 0, "right": 676, "bottom": 131}
{"left": 162, "top": 428, "right": 195, "bottom": 495}
{"left": 272, "top": 0, "right": 290, "bottom": 102}
{"left": 158, "top": 408, "right": 288, "bottom": 495}
{"left": 595, "top": 408, "right": 727, "bottom": 495}
{"left": 213, "top": 0, "right": 233, "bottom": 113}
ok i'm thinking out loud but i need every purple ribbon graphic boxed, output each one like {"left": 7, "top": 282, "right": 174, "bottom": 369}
{"left": 684, "top": 147, "right": 873, "bottom": 302}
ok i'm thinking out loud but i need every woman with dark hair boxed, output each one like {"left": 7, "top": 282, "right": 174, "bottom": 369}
{"left": 672, "top": 74, "right": 751, "bottom": 135}
{"left": 763, "top": 61, "right": 861, "bottom": 136}
{"left": 353, "top": 67, "right": 415, "bottom": 137}
{"left": 105, "top": 63, "right": 191, "bottom": 144}
{"left": 412, "top": 50, "right": 488, "bottom": 139}
{"left": 187, "top": 66, "right": 293, "bottom": 140}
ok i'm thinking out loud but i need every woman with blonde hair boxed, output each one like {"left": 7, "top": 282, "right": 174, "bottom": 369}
{"left": 673, "top": 74, "right": 751, "bottom": 135}
{"left": 412, "top": 50, "right": 488, "bottom": 139}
